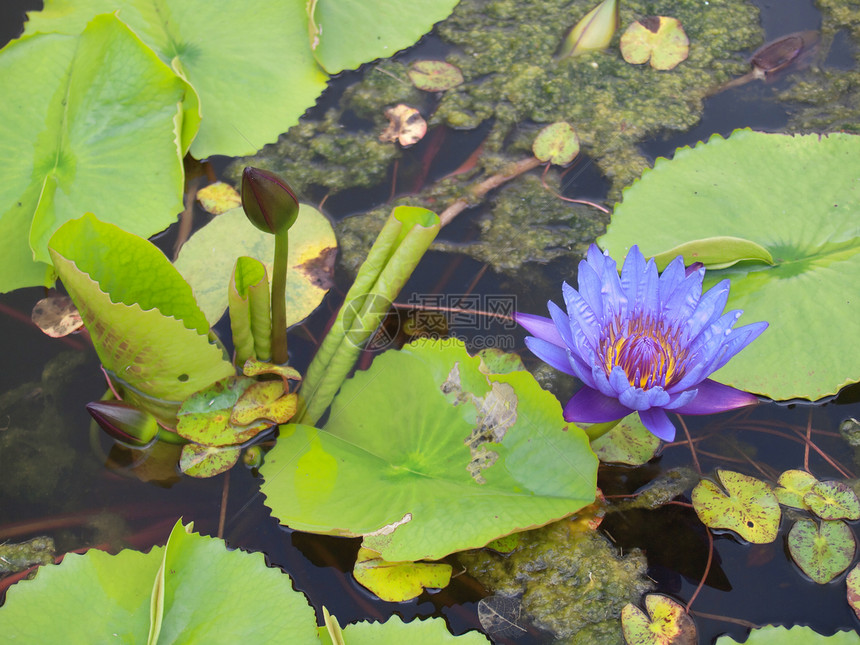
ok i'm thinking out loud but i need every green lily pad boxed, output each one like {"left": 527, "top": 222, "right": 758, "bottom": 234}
{"left": 621, "top": 594, "right": 696, "bottom": 645}
{"left": 307, "top": 0, "right": 460, "bottom": 75}
{"left": 175, "top": 205, "right": 336, "bottom": 328}
{"left": 0, "top": 13, "right": 188, "bottom": 292}
{"left": 532, "top": 122, "right": 580, "bottom": 166}
{"left": 774, "top": 470, "right": 819, "bottom": 510}
{"left": 847, "top": 564, "right": 860, "bottom": 621}
{"left": 717, "top": 625, "right": 860, "bottom": 644}
{"left": 804, "top": 481, "right": 860, "bottom": 521}
{"left": 590, "top": 413, "right": 661, "bottom": 465}
{"left": 599, "top": 130, "right": 860, "bottom": 401}
{"left": 787, "top": 519, "right": 856, "bottom": 584}
{"left": 261, "top": 338, "right": 598, "bottom": 562}
{"left": 320, "top": 614, "right": 491, "bottom": 644}
{"left": 0, "top": 520, "right": 319, "bottom": 643}
{"left": 620, "top": 17, "right": 690, "bottom": 71}
{"left": 691, "top": 470, "right": 780, "bottom": 543}
{"left": 49, "top": 215, "right": 235, "bottom": 422}
{"left": 180, "top": 443, "right": 242, "bottom": 478}
{"left": 23, "top": 0, "right": 328, "bottom": 158}
{"left": 408, "top": 60, "right": 464, "bottom": 92}
{"left": 352, "top": 547, "right": 452, "bottom": 602}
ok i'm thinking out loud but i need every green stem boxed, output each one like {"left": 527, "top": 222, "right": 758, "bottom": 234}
{"left": 271, "top": 229, "right": 289, "bottom": 365}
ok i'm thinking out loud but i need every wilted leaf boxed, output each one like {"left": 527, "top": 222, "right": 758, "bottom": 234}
{"left": 31, "top": 296, "right": 82, "bottom": 338}
{"left": 408, "top": 60, "right": 463, "bottom": 91}
{"left": 691, "top": 470, "right": 780, "bottom": 543}
{"left": 804, "top": 481, "right": 860, "bottom": 521}
{"left": 241, "top": 359, "right": 303, "bottom": 386}
{"left": 380, "top": 105, "right": 427, "bottom": 147}
{"left": 176, "top": 377, "right": 272, "bottom": 447}
{"left": 179, "top": 443, "right": 241, "bottom": 478}
{"left": 621, "top": 594, "right": 696, "bottom": 645}
{"left": 230, "top": 381, "right": 297, "bottom": 426}
{"left": 557, "top": 0, "right": 618, "bottom": 59}
{"left": 352, "top": 547, "right": 452, "bottom": 602}
{"left": 774, "top": 470, "right": 819, "bottom": 510}
{"left": 532, "top": 122, "right": 580, "bottom": 166}
{"left": 197, "top": 182, "right": 241, "bottom": 215}
{"left": 788, "top": 519, "right": 856, "bottom": 584}
{"left": 620, "top": 17, "right": 690, "bottom": 71}
{"left": 477, "top": 595, "right": 528, "bottom": 640}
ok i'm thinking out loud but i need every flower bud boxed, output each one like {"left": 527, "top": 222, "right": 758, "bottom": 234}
{"left": 87, "top": 400, "right": 159, "bottom": 448}
{"left": 241, "top": 167, "right": 299, "bottom": 235}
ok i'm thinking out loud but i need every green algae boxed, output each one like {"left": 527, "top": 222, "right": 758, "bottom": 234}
{"left": 458, "top": 519, "right": 652, "bottom": 644}
{"left": 233, "top": 0, "right": 763, "bottom": 274}
{"left": 0, "top": 536, "right": 55, "bottom": 575}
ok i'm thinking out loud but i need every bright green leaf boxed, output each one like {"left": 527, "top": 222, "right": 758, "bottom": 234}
{"left": 0, "top": 13, "right": 187, "bottom": 292}
{"left": 175, "top": 205, "right": 336, "bottom": 328}
{"left": 599, "top": 130, "right": 860, "bottom": 400}
{"left": 649, "top": 236, "right": 774, "bottom": 272}
{"left": 621, "top": 594, "right": 696, "bottom": 645}
{"left": 49, "top": 215, "right": 234, "bottom": 421}
{"left": 691, "top": 470, "right": 780, "bottom": 543}
{"left": 353, "top": 547, "right": 452, "bottom": 602}
{"left": 342, "top": 615, "right": 491, "bottom": 644}
{"left": 532, "top": 122, "right": 580, "bottom": 166}
{"left": 24, "top": 0, "right": 328, "bottom": 158}
{"left": 590, "top": 413, "right": 661, "bottom": 466}
{"left": 716, "top": 625, "right": 860, "bottom": 644}
{"left": 408, "top": 60, "right": 464, "bottom": 91}
{"left": 774, "top": 469, "right": 819, "bottom": 510}
{"left": 261, "top": 338, "right": 598, "bottom": 562}
{"left": 619, "top": 17, "right": 690, "bottom": 71}
{"left": 787, "top": 519, "right": 856, "bottom": 584}
{"left": 308, "top": 0, "right": 460, "bottom": 74}
{"left": 804, "top": 481, "right": 860, "bottom": 521}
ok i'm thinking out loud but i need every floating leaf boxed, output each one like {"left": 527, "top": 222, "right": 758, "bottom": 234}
{"left": 477, "top": 595, "right": 528, "bottom": 640}
{"left": 175, "top": 205, "right": 336, "bottom": 328}
{"left": 176, "top": 377, "right": 272, "bottom": 447}
{"left": 337, "top": 615, "right": 490, "bottom": 644}
{"left": 557, "top": 0, "right": 618, "bottom": 59}
{"left": 484, "top": 533, "right": 522, "bottom": 554}
{"left": 621, "top": 594, "right": 696, "bottom": 645}
{"left": 716, "top": 624, "right": 860, "bottom": 644}
{"left": 230, "top": 381, "right": 297, "bottom": 426}
{"left": 619, "top": 17, "right": 690, "bottom": 71}
{"left": 787, "top": 519, "right": 856, "bottom": 584}
{"left": 649, "top": 236, "right": 774, "bottom": 272}
{"left": 261, "top": 338, "right": 598, "bottom": 562}
{"left": 380, "top": 104, "right": 428, "bottom": 147}
{"left": 804, "top": 481, "right": 860, "bottom": 521}
{"left": 408, "top": 60, "right": 464, "bottom": 91}
{"left": 352, "top": 547, "right": 452, "bottom": 602}
{"left": 0, "top": 13, "right": 188, "bottom": 292}
{"left": 180, "top": 443, "right": 242, "bottom": 478}
{"left": 49, "top": 215, "right": 234, "bottom": 423}
{"left": 532, "top": 122, "right": 580, "bottom": 166}
{"left": 31, "top": 296, "right": 82, "bottom": 338}
{"left": 691, "top": 470, "right": 780, "bottom": 543}
{"left": 197, "top": 182, "right": 241, "bottom": 215}
{"left": 590, "top": 413, "right": 661, "bottom": 466}
{"left": 241, "top": 359, "right": 302, "bottom": 385}
{"left": 599, "top": 130, "right": 860, "bottom": 400}
{"left": 847, "top": 564, "right": 860, "bottom": 621}
{"left": 0, "top": 520, "right": 319, "bottom": 642}
{"left": 774, "top": 470, "right": 819, "bottom": 510}
{"left": 477, "top": 348, "right": 526, "bottom": 376}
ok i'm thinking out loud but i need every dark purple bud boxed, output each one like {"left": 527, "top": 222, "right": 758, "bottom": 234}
{"left": 87, "top": 400, "right": 159, "bottom": 448}
{"left": 241, "top": 167, "right": 299, "bottom": 235}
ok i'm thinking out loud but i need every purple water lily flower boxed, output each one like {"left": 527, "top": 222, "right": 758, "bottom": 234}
{"left": 516, "top": 244, "right": 768, "bottom": 442}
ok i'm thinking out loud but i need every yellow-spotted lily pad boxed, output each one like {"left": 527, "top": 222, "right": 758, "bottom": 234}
{"left": 787, "top": 519, "right": 856, "bottom": 584}
{"left": 621, "top": 594, "right": 696, "bottom": 645}
{"left": 804, "top": 481, "right": 860, "bottom": 521}
{"left": 691, "top": 470, "right": 780, "bottom": 543}
{"left": 847, "top": 564, "right": 860, "bottom": 621}
{"left": 774, "top": 470, "right": 819, "bottom": 510}
{"left": 179, "top": 444, "right": 242, "bottom": 478}
{"left": 620, "top": 17, "right": 689, "bottom": 71}
{"left": 352, "top": 547, "right": 452, "bottom": 602}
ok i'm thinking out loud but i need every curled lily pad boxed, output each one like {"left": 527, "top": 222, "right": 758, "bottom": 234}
{"left": 177, "top": 377, "right": 271, "bottom": 447}
{"left": 774, "top": 470, "right": 819, "bottom": 510}
{"left": 804, "top": 481, "right": 860, "bottom": 521}
{"left": 230, "top": 381, "right": 297, "bottom": 426}
{"left": 407, "top": 60, "right": 464, "bottom": 92}
{"left": 691, "top": 470, "right": 780, "bottom": 543}
{"left": 620, "top": 17, "right": 690, "bottom": 71}
{"left": 532, "top": 122, "right": 580, "bottom": 167}
{"left": 621, "top": 594, "right": 696, "bottom": 645}
{"left": 557, "top": 0, "right": 618, "bottom": 59}
{"left": 649, "top": 236, "right": 773, "bottom": 272}
{"left": 788, "top": 519, "right": 856, "bottom": 584}
{"left": 352, "top": 547, "right": 452, "bottom": 602}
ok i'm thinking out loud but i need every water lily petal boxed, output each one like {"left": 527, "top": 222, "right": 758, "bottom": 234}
{"left": 515, "top": 311, "right": 565, "bottom": 346}
{"left": 619, "top": 386, "right": 652, "bottom": 410}
{"left": 577, "top": 259, "right": 605, "bottom": 325}
{"left": 591, "top": 363, "right": 617, "bottom": 398}
{"left": 524, "top": 336, "right": 576, "bottom": 375}
{"left": 568, "top": 351, "right": 598, "bottom": 389}
{"left": 661, "top": 266, "right": 703, "bottom": 323}
{"left": 620, "top": 244, "right": 647, "bottom": 303}
{"left": 548, "top": 299, "right": 575, "bottom": 349}
{"left": 673, "top": 378, "right": 760, "bottom": 414}
{"left": 710, "top": 320, "right": 769, "bottom": 372}
{"left": 608, "top": 364, "right": 632, "bottom": 395}
{"left": 684, "top": 279, "right": 730, "bottom": 342}
{"left": 563, "top": 386, "right": 631, "bottom": 423}
{"left": 639, "top": 407, "right": 676, "bottom": 441}
{"left": 562, "top": 282, "right": 600, "bottom": 348}
{"left": 657, "top": 255, "right": 685, "bottom": 306}
{"left": 663, "top": 388, "right": 698, "bottom": 410}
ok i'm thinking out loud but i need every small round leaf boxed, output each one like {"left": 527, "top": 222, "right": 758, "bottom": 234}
{"left": 622, "top": 594, "right": 696, "bottom": 645}
{"left": 788, "top": 519, "right": 856, "bottom": 584}
{"left": 774, "top": 470, "right": 819, "bottom": 510}
{"left": 620, "top": 17, "right": 690, "bottom": 71}
{"left": 804, "top": 481, "right": 860, "bottom": 521}
{"left": 532, "top": 122, "right": 580, "bottom": 166}
{"left": 407, "top": 60, "right": 464, "bottom": 92}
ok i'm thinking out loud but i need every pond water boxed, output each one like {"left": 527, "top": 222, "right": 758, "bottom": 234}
{"left": 1, "top": 0, "right": 860, "bottom": 643}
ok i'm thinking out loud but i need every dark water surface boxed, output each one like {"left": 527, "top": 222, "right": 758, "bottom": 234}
{"left": 2, "top": 1, "right": 860, "bottom": 643}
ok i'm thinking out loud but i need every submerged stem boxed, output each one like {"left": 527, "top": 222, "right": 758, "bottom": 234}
{"left": 271, "top": 229, "right": 289, "bottom": 364}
